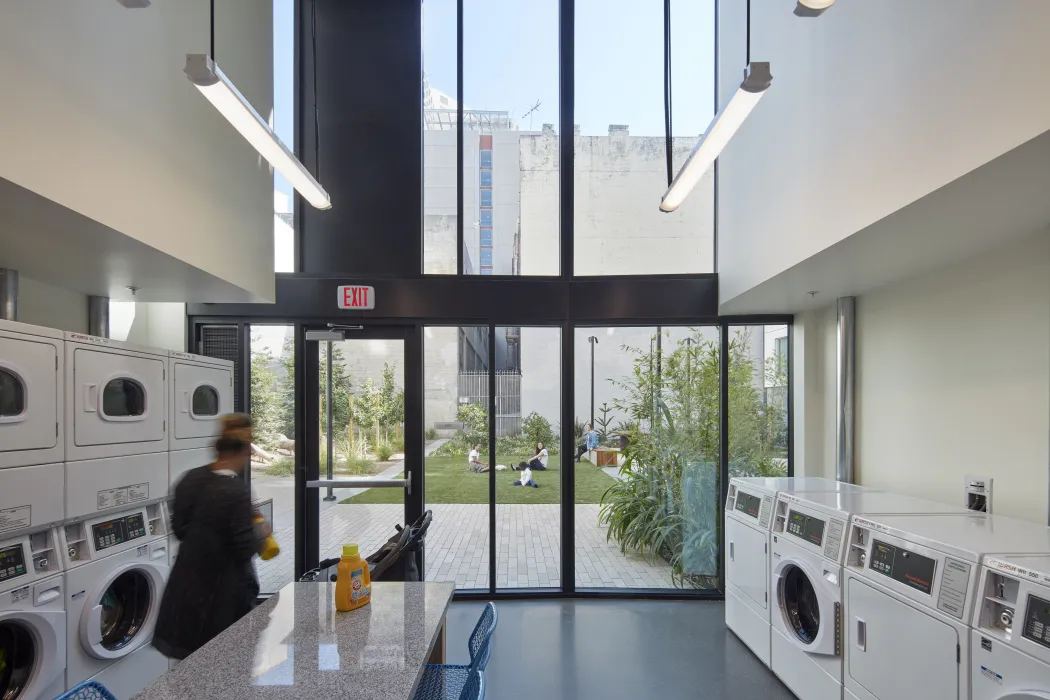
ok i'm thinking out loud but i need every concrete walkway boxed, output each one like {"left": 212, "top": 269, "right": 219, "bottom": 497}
{"left": 255, "top": 501, "right": 683, "bottom": 593}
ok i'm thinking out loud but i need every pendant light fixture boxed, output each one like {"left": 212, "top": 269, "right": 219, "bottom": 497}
{"left": 184, "top": 1, "right": 331, "bottom": 209}
{"left": 660, "top": 0, "right": 771, "bottom": 213}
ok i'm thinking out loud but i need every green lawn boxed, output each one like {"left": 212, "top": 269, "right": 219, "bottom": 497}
{"left": 341, "top": 454, "right": 615, "bottom": 505}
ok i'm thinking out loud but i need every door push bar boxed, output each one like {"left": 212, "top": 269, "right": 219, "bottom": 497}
{"left": 305, "top": 472, "right": 412, "bottom": 495}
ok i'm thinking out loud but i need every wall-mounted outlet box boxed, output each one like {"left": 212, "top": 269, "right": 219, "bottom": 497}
{"left": 964, "top": 475, "right": 993, "bottom": 513}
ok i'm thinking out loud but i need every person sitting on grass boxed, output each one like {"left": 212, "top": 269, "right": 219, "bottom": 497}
{"left": 512, "top": 462, "right": 538, "bottom": 488}
{"left": 468, "top": 444, "right": 489, "bottom": 473}
{"left": 516, "top": 441, "right": 548, "bottom": 471}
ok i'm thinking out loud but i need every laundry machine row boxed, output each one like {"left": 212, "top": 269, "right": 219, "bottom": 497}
{"left": 842, "top": 512, "right": 1050, "bottom": 700}
{"left": 1, "top": 320, "right": 233, "bottom": 699}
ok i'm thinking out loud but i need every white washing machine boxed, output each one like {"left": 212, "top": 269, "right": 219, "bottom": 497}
{"left": 62, "top": 504, "right": 169, "bottom": 697}
{"left": 725, "top": 476, "right": 874, "bottom": 666}
{"left": 843, "top": 513, "right": 1050, "bottom": 700}
{"left": 0, "top": 525, "right": 65, "bottom": 700}
{"left": 64, "top": 332, "right": 168, "bottom": 462}
{"left": 971, "top": 554, "right": 1050, "bottom": 700}
{"left": 768, "top": 491, "right": 972, "bottom": 700}
{"left": 0, "top": 320, "right": 64, "bottom": 470}
{"left": 168, "top": 351, "right": 233, "bottom": 453}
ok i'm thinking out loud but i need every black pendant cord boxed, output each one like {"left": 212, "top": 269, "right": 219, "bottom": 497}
{"left": 663, "top": 0, "right": 673, "bottom": 187}
{"left": 746, "top": 0, "right": 751, "bottom": 66}
{"left": 209, "top": 0, "right": 215, "bottom": 61}
{"left": 311, "top": 0, "right": 321, "bottom": 182}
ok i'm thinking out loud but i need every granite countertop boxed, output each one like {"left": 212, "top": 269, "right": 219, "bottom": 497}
{"left": 133, "top": 581, "right": 456, "bottom": 700}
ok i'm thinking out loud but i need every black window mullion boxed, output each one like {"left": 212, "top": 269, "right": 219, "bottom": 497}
{"left": 561, "top": 322, "right": 575, "bottom": 593}
{"left": 718, "top": 322, "right": 730, "bottom": 593}
{"left": 488, "top": 324, "right": 497, "bottom": 593}
{"left": 559, "top": 0, "right": 574, "bottom": 280}
{"left": 455, "top": 0, "right": 464, "bottom": 276}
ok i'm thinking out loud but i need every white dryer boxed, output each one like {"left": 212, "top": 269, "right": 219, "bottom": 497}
{"left": 0, "top": 320, "right": 63, "bottom": 470}
{"left": 843, "top": 513, "right": 1050, "bottom": 700}
{"left": 0, "top": 462, "right": 64, "bottom": 542}
{"left": 768, "top": 491, "right": 971, "bottom": 700}
{"left": 168, "top": 351, "right": 233, "bottom": 453}
{"left": 62, "top": 504, "right": 170, "bottom": 698}
{"left": 725, "top": 476, "right": 873, "bottom": 666}
{"left": 971, "top": 554, "right": 1050, "bottom": 700}
{"left": 64, "top": 332, "right": 168, "bottom": 462}
{"left": 0, "top": 526, "right": 65, "bottom": 700}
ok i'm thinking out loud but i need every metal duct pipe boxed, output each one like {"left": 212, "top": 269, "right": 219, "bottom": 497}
{"left": 88, "top": 296, "right": 110, "bottom": 338}
{"left": 0, "top": 269, "right": 17, "bottom": 321}
{"left": 836, "top": 297, "right": 856, "bottom": 484}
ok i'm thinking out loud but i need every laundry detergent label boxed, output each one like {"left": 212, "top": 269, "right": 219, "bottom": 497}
{"left": 97, "top": 484, "right": 149, "bottom": 510}
{"left": 0, "top": 505, "right": 31, "bottom": 534}
{"left": 980, "top": 666, "right": 1003, "bottom": 685}
{"left": 351, "top": 570, "right": 371, "bottom": 601}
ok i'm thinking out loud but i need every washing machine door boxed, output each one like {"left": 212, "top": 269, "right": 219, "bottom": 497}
{"left": 72, "top": 347, "right": 166, "bottom": 448}
{"left": 0, "top": 611, "right": 64, "bottom": 700}
{"left": 80, "top": 563, "right": 165, "bottom": 660}
{"left": 0, "top": 335, "right": 59, "bottom": 457}
{"left": 774, "top": 556, "right": 838, "bottom": 656}
{"left": 171, "top": 360, "right": 231, "bottom": 442}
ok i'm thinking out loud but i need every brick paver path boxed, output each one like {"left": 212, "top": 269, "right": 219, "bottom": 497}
{"left": 256, "top": 503, "right": 683, "bottom": 593}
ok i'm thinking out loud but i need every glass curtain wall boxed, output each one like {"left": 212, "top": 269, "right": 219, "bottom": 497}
{"left": 421, "top": 326, "right": 491, "bottom": 590}
{"left": 248, "top": 325, "right": 297, "bottom": 593}
{"left": 574, "top": 327, "right": 721, "bottom": 590}
{"left": 727, "top": 324, "right": 790, "bottom": 478}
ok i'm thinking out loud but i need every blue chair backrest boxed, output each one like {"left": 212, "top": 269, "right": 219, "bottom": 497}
{"left": 467, "top": 602, "right": 498, "bottom": 667}
{"left": 458, "top": 670, "right": 485, "bottom": 700}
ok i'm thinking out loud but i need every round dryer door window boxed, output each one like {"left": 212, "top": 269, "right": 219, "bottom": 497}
{"left": 781, "top": 565, "right": 821, "bottom": 644}
{"left": 98, "top": 570, "right": 153, "bottom": 651}
{"left": 0, "top": 620, "right": 35, "bottom": 699}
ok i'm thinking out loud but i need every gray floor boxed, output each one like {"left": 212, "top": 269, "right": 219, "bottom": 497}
{"left": 444, "top": 600, "right": 795, "bottom": 700}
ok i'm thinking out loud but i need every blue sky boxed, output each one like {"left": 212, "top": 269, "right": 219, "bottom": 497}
{"left": 272, "top": 0, "right": 715, "bottom": 198}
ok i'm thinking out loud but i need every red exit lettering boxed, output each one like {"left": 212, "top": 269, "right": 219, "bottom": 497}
{"left": 337, "top": 285, "right": 375, "bottom": 310}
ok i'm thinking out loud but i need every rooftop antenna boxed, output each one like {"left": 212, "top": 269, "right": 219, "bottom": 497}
{"left": 522, "top": 99, "right": 542, "bottom": 130}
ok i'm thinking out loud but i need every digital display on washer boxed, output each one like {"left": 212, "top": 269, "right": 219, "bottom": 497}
{"left": 786, "top": 510, "right": 826, "bottom": 547}
{"left": 868, "top": 540, "right": 936, "bottom": 595}
{"left": 1022, "top": 594, "right": 1050, "bottom": 649}
{"left": 0, "top": 543, "right": 27, "bottom": 582}
{"left": 735, "top": 492, "right": 761, "bottom": 519}
{"left": 92, "top": 513, "right": 147, "bottom": 552}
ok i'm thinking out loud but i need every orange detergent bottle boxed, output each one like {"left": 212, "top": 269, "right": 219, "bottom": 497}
{"left": 335, "top": 543, "right": 371, "bottom": 612}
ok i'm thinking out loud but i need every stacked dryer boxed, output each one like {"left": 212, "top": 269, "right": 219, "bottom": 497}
{"left": 167, "top": 350, "right": 234, "bottom": 562}
{"left": 842, "top": 513, "right": 1050, "bottom": 700}
{"left": 0, "top": 320, "right": 68, "bottom": 700}
{"left": 724, "top": 476, "right": 876, "bottom": 666}
{"left": 767, "top": 490, "right": 972, "bottom": 700}
{"left": 60, "top": 332, "right": 171, "bottom": 697}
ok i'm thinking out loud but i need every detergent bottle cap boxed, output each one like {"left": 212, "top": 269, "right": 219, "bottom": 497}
{"left": 343, "top": 544, "right": 359, "bottom": 558}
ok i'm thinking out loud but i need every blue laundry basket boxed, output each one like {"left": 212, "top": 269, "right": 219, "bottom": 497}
{"left": 56, "top": 681, "right": 119, "bottom": 700}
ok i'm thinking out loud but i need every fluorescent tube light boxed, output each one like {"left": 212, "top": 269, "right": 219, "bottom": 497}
{"left": 794, "top": 0, "right": 836, "bottom": 17}
{"left": 660, "top": 62, "right": 771, "bottom": 213}
{"left": 185, "top": 54, "right": 332, "bottom": 210}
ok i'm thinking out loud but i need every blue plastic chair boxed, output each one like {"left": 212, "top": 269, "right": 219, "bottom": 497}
{"left": 414, "top": 602, "right": 497, "bottom": 700}
{"left": 56, "top": 681, "right": 118, "bottom": 700}
{"left": 462, "top": 670, "right": 485, "bottom": 700}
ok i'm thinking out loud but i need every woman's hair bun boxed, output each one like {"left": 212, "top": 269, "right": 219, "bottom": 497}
{"left": 216, "top": 413, "right": 252, "bottom": 454}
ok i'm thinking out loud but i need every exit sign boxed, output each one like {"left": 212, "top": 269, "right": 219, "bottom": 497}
{"left": 337, "top": 285, "right": 375, "bottom": 310}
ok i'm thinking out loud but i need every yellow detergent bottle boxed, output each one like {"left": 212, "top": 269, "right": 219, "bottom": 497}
{"left": 254, "top": 514, "right": 280, "bottom": 560}
{"left": 335, "top": 543, "right": 371, "bottom": 612}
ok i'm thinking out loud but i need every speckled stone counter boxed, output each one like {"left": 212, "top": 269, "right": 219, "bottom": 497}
{"left": 133, "top": 581, "right": 456, "bottom": 700}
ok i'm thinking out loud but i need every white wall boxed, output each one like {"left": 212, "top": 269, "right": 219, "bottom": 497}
{"left": 795, "top": 230, "right": 1050, "bottom": 524}
{"left": 16, "top": 276, "right": 88, "bottom": 333}
{"left": 0, "top": 0, "right": 274, "bottom": 301}
{"left": 717, "top": 0, "right": 1050, "bottom": 308}
{"left": 111, "top": 302, "right": 187, "bottom": 352}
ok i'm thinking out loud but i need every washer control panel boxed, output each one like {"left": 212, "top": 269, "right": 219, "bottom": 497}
{"left": 727, "top": 484, "right": 773, "bottom": 529}
{"left": 92, "top": 512, "right": 147, "bottom": 552}
{"left": 869, "top": 540, "right": 936, "bottom": 595}
{"left": 1022, "top": 595, "right": 1050, "bottom": 649}
{"left": 0, "top": 543, "right": 27, "bottom": 583}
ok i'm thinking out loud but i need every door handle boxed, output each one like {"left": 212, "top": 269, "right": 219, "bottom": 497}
{"left": 84, "top": 384, "right": 98, "bottom": 413}
{"left": 729, "top": 542, "right": 735, "bottom": 561}
{"left": 88, "top": 605, "right": 103, "bottom": 645}
{"left": 181, "top": 390, "right": 190, "bottom": 414}
{"left": 855, "top": 619, "right": 867, "bottom": 651}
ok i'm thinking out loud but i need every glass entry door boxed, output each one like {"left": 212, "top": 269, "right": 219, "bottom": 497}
{"left": 301, "top": 326, "right": 422, "bottom": 577}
